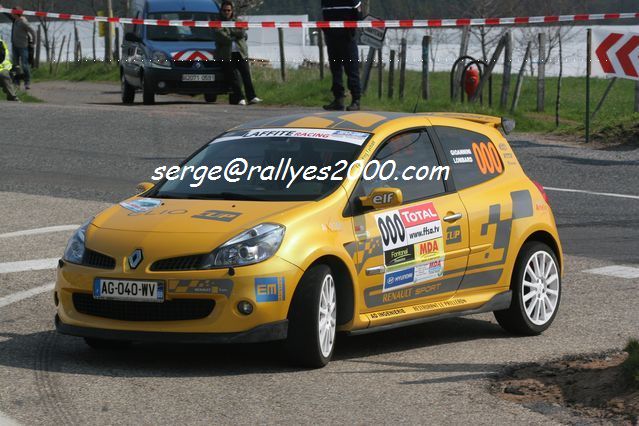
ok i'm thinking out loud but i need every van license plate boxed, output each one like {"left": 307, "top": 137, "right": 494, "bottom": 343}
{"left": 182, "top": 74, "right": 215, "bottom": 82}
{"left": 93, "top": 279, "right": 164, "bottom": 302}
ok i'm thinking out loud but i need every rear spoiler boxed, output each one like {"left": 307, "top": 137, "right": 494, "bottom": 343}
{"left": 421, "top": 113, "right": 516, "bottom": 135}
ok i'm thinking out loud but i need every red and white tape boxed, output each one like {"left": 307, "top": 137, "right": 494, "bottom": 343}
{"left": 1, "top": 7, "right": 638, "bottom": 29}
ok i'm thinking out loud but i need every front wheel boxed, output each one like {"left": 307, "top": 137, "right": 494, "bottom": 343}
{"left": 494, "top": 242, "right": 561, "bottom": 335}
{"left": 285, "top": 264, "right": 337, "bottom": 368}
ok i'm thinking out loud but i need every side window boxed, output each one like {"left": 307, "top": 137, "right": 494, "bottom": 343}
{"left": 435, "top": 126, "right": 503, "bottom": 190}
{"left": 355, "top": 131, "right": 446, "bottom": 205}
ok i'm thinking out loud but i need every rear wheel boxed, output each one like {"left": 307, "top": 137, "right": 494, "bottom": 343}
{"left": 204, "top": 93, "right": 217, "bottom": 103}
{"left": 494, "top": 242, "right": 561, "bottom": 335}
{"left": 285, "top": 264, "right": 337, "bottom": 368}
{"left": 121, "top": 73, "right": 135, "bottom": 104}
{"left": 84, "top": 337, "right": 132, "bottom": 350}
{"left": 141, "top": 73, "right": 155, "bottom": 105}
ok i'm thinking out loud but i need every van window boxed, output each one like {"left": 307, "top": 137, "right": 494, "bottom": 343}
{"left": 147, "top": 12, "right": 219, "bottom": 42}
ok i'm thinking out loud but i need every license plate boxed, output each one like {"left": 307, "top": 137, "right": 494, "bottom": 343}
{"left": 182, "top": 74, "right": 215, "bottom": 82}
{"left": 93, "top": 279, "right": 164, "bottom": 302}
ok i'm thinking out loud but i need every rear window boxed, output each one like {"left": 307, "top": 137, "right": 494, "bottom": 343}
{"left": 434, "top": 126, "right": 503, "bottom": 190}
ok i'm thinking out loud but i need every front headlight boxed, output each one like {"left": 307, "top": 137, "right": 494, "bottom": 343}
{"left": 207, "top": 223, "right": 285, "bottom": 268}
{"left": 151, "top": 51, "right": 171, "bottom": 67}
{"left": 62, "top": 218, "right": 92, "bottom": 264}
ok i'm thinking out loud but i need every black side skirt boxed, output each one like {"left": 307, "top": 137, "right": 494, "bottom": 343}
{"left": 349, "top": 291, "right": 512, "bottom": 336}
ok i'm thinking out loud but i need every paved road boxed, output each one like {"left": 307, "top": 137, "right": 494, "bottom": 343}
{"left": 0, "top": 83, "right": 638, "bottom": 424}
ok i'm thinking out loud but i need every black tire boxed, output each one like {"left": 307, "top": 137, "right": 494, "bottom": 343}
{"left": 204, "top": 93, "right": 217, "bottom": 103}
{"left": 494, "top": 241, "right": 561, "bottom": 335}
{"left": 285, "top": 264, "right": 337, "bottom": 368}
{"left": 121, "top": 72, "right": 135, "bottom": 104}
{"left": 141, "top": 73, "right": 155, "bottom": 105}
{"left": 84, "top": 337, "right": 132, "bottom": 350}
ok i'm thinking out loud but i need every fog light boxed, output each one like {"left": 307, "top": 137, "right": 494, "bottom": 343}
{"left": 158, "top": 81, "right": 166, "bottom": 89}
{"left": 237, "top": 301, "right": 253, "bottom": 315}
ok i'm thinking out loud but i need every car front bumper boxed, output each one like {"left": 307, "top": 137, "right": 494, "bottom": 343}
{"left": 145, "top": 66, "right": 228, "bottom": 95}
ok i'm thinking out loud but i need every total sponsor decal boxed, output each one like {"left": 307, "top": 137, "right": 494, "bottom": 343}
{"left": 383, "top": 267, "right": 415, "bottom": 292}
{"left": 375, "top": 202, "right": 441, "bottom": 251}
{"left": 414, "top": 237, "right": 443, "bottom": 262}
{"left": 213, "top": 128, "right": 370, "bottom": 146}
{"left": 255, "top": 277, "right": 286, "bottom": 302}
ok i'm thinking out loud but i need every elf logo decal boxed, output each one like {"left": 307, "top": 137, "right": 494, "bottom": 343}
{"left": 171, "top": 50, "right": 214, "bottom": 61}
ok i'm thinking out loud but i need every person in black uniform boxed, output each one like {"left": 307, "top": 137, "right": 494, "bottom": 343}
{"left": 321, "top": 0, "right": 362, "bottom": 111}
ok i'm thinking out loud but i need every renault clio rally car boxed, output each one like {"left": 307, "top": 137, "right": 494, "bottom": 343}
{"left": 55, "top": 112, "right": 563, "bottom": 368}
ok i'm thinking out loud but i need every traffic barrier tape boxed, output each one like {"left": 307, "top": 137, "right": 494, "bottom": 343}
{"left": 1, "top": 7, "right": 638, "bottom": 29}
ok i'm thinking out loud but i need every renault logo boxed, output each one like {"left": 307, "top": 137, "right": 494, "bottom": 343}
{"left": 194, "top": 61, "right": 202, "bottom": 69}
{"left": 128, "top": 249, "right": 143, "bottom": 269}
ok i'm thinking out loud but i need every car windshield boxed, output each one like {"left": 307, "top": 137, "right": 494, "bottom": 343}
{"left": 152, "top": 129, "right": 370, "bottom": 201}
{"left": 146, "top": 12, "right": 218, "bottom": 41}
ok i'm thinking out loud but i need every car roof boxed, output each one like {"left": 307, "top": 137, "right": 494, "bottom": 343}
{"left": 231, "top": 112, "right": 504, "bottom": 133}
{"left": 146, "top": 0, "right": 219, "bottom": 13}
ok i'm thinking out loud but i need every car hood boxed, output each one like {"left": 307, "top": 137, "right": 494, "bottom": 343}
{"left": 92, "top": 198, "right": 306, "bottom": 234}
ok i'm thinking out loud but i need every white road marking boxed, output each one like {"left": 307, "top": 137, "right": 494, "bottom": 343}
{"left": 0, "top": 224, "right": 79, "bottom": 239}
{"left": 583, "top": 265, "right": 639, "bottom": 279}
{"left": 0, "top": 283, "right": 55, "bottom": 309}
{"left": 0, "top": 259, "right": 59, "bottom": 274}
{"left": 545, "top": 187, "right": 639, "bottom": 200}
{"left": 0, "top": 411, "right": 22, "bottom": 426}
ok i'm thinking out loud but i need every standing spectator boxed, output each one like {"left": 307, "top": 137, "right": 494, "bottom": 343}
{"left": 215, "top": 1, "right": 262, "bottom": 106}
{"left": 2, "top": 5, "right": 36, "bottom": 90}
{"left": 321, "top": 0, "right": 362, "bottom": 111}
{"left": 0, "top": 36, "right": 19, "bottom": 101}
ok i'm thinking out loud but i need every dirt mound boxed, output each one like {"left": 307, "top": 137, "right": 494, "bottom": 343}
{"left": 492, "top": 352, "right": 639, "bottom": 424}
{"left": 593, "top": 119, "right": 639, "bottom": 149}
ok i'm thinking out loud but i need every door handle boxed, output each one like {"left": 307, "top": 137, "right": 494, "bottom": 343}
{"left": 366, "top": 266, "right": 385, "bottom": 276}
{"left": 443, "top": 213, "right": 463, "bottom": 223}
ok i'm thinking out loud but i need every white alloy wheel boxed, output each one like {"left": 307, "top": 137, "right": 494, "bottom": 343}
{"left": 521, "top": 250, "right": 559, "bottom": 326}
{"left": 318, "top": 274, "right": 337, "bottom": 358}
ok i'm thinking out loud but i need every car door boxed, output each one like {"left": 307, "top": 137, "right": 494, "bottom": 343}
{"left": 348, "top": 129, "right": 470, "bottom": 314}
{"left": 434, "top": 124, "right": 521, "bottom": 293}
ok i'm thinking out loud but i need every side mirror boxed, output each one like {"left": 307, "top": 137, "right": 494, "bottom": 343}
{"left": 124, "top": 32, "right": 141, "bottom": 43}
{"left": 136, "top": 182, "right": 154, "bottom": 194}
{"left": 359, "top": 188, "right": 403, "bottom": 210}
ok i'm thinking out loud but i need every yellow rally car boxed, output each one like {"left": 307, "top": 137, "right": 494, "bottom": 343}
{"left": 55, "top": 112, "right": 562, "bottom": 368}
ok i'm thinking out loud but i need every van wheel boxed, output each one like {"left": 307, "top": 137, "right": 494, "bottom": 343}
{"left": 121, "top": 73, "right": 135, "bottom": 104}
{"left": 141, "top": 74, "right": 155, "bottom": 105}
{"left": 494, "top": 242, "right": 561, "bottom": 335}
{"left": 204, "top": 94, "right": 217, "bottom": 103}
{"left": 285, "top": 264, "right": 337, "bottom": 368}
{"left": 84, "top": 337, "right": 132, "bottom": 350}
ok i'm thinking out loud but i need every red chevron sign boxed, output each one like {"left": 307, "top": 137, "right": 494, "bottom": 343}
{"left": 593, "top": 29, "right": 639, "bottom": 80}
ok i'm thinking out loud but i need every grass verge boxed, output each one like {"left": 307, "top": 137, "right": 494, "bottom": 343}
{"left": 623, "top": 339, "right": 639, "bottom": 387}
{"left": 32, "top": 61, "right": 639, "bottom": 139}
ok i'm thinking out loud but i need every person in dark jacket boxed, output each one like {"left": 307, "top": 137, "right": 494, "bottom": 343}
{"left": 1, "top": 5, "right": 36, "bottom": 90}
{"left": 321, "top": 0, "right": 362, "bottom": 111}
{"left": 215, "top": 1, "right": 262, "bottom": 105}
